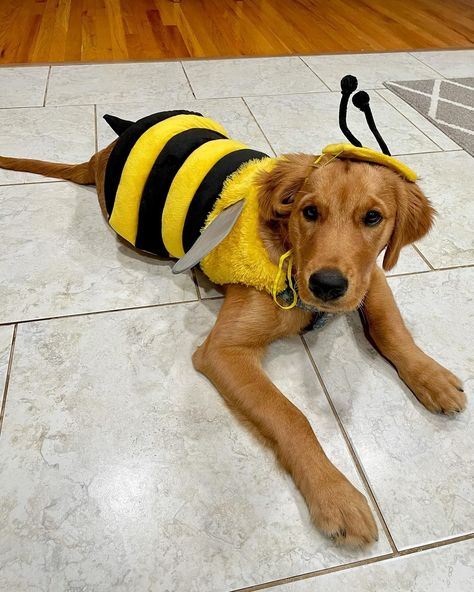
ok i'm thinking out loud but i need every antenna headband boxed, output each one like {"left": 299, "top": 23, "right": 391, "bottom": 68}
{"left": 322, "top": 143, "right": 417, "bottom": 182}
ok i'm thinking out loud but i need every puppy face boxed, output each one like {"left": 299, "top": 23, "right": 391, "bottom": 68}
{"left": 258, "top": 154, "right": 435, "bottom": 312}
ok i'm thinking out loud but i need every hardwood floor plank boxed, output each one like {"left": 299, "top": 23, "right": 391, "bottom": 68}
{"left": 32, "top": 0, "right": 60, "bottom": 63}
{"left": 104, "top": 0, "right": 128, "bottom": 60}
{"left": 48, "top": 0, "right": 73, "bottom": 62}
{"left": 64, "top": 0, "right": 84, "bottom": 62}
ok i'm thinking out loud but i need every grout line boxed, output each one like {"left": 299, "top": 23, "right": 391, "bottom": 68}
{"left": 298, "top": 56, "right": 332, "bottom": 91}
{"left": 191, "top": 268, "right": 202, "bottom": 300}
{"left": 42, "top": 66, "right": 51, "bottom": 107}
{"left": 0, "top": 98, "right": 267, "bottom": 113}
{"left": 412, "top": 244, "right": 434, "bottom": 270}
{"left": 386, "top": 268, "right": 433, "bottom": 279}
{"left": 0, "top": 104, "right": 49, "bottom": 111}
{"left": 0, "top": 297, "right": 201, "bottom": 328}
{"left": 430, "top": 262, "right": 474, "bottom": 272}
{"left": 0, "top": 324, "right": 18, "bottom": 436}
{"left": 231, "top": 532, "right": 474, "bottom": 592}
{"left": 408, "top": 52, "right": 448, "bottom": 79}
{"left": 241, "top": 97, "right": 277, "bottom": 156}
{"left": 229, "top": 553, "right": 395, "bottom": 592}
{"left": 0, "top": 179, "right": 62, "bottom": 187}
{"left": 388, "top": 263, "right": 474, "bottom": 279}
{"left": 197, "top": 88, "right": 334, "bottom": 101}
{"left": 201, "top": 295, "right": 224, "bottom": 301}
{"left": 301, "top": 336, "right": 399, "bottom": 554}
{"left": 93, "top": 104, "right": 98, "bottom": 153}
{"left": 395, "top": 149, "right": 463, "bottom": 157}
{"left": 375, "top": 89, "right": 446, "bottom": 152}
{"left": 180, "top": 61, "right": 196, "bottom": 98}
{"left": 398, "top": 532, "right": 474, "bottom": 557}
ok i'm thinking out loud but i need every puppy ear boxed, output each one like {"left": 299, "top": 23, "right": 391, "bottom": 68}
{"left": 383, "top": 181, "right": 436, "bottom": 271}
{"left": 257, "top": 153, "right": 315, "bottom": 222}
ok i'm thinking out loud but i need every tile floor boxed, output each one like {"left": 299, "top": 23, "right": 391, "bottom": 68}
{"left": 0, "top": 50, "right": 472, "bottom": 592}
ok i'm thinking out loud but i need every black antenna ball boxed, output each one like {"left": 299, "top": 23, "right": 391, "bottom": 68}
{"left": 352, "top": 91, "right": 370, "bottom": 110}
{"left": 340, "top": 75, "right": 358, "bottom": 94}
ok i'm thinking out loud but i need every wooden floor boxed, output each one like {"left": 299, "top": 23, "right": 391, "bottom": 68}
{"left": 0, "top": 0, "right": 473, "bottom": 65}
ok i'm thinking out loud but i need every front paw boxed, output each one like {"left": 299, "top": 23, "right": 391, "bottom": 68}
{"left": 309, "top": 474, "right": 378, "bottom": 547}
{"left": 400, "top": 356, "right": 466, "bottom": 414}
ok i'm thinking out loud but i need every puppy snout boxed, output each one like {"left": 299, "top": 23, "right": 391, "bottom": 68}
{"left": 309, "top": 269, "right": 348, "bottom": 302}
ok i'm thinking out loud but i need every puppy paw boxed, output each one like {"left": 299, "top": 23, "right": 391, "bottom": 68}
{"left": 310, "top": 475, "right": 378, "bottom": 547}
{"left": 400, "top": 357, "right": 466, "bottom": 414}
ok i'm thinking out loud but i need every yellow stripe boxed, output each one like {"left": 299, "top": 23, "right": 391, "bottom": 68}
{"left": 162, "top": 139, "right": 247, "bottom": 258}
{"left": 108, "top": 114, "right": 228, "bottom": 244}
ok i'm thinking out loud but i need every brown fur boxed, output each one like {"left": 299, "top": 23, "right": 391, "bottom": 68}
{"left": 0, "top": 145, "right": 465, "bottom": 547}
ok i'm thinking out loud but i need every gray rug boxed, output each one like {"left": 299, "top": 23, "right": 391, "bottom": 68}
{"left": 384, "top": 78, "right": 474, "bottom": 156}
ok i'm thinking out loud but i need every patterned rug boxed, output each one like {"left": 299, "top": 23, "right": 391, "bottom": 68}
{"left": 384, "top": 78, "right": 474, "bottom": 156}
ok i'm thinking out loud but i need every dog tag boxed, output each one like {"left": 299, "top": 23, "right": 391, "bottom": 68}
{"left": 172, "top": 199, "right": 245, "bottom": 274}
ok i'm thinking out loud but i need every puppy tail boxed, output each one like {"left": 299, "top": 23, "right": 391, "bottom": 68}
{"left": 0, "top": 155, "right": 96, "bottom": 185}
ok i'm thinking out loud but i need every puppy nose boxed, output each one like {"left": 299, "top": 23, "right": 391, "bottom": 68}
{"left": 309, "top": 269, "right": 348, "bottom": 301}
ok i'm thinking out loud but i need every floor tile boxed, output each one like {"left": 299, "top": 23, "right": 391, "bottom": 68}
{"left": 381, "top": 246, "right": 429, "bottom": 276}
{"left": 245, "top": 91, "right": 440, "bottom": 155}
{"left": 272, "top": 539, "right": 474, "bottom": 591}
{"left": 401, "top": 151, "right": 474, "bottom": 268}
{"left": 302, "top": 53, "right": 440, "bottom": 91}
{"left": 0, "top": 182, "right": 196, "bottom": 324}
{"left": 182, "top": 57, "right": 327, "bottom": 99}
{"left": 376, "top": 89, "right": 461, "bottom": 151}
{"left": 411, "top": 50, "right": 474, "bottom": 78}
{"left": 46, "top": 62, "right": 193, "bottom": 106}
{"left": 0, "top": 326, "right": 14, "bottom": 405}
{"left": 0, "top": 66, "right": 49, "bottom": 108}
{"left": 0, "top": 105, "right": 95, "bottom": 185}
{"left": 0, "top": 303, "right": 390, "bottom": 592}
{"left": 96, "top": 97, "right": 273, "bottom": 154}
{"left": 305, "top": 268, "right": 474, "bottom": 549}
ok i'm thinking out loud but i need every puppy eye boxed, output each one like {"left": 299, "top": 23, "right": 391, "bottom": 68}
{"left": 302, "top": 206, "right": 319, "bottom": 221}
{"left": 363, "top": 210, "right": 383, "bottom": 226}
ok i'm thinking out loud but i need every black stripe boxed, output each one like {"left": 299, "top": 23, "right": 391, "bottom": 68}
{"left": 134, "top": 128, "right": 227, "bottom": 255}
{"left": 182, "top": 149, "right": 268, "bottom": 254}
{"left": 104, "top": 110, "right": 202, "bottom": 216}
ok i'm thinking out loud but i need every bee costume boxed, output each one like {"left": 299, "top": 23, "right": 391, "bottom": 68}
{"left": 103, "top": 75, "right": 417, "bottom": 317}
{"left": 103, "top": 108, "right": 287, "bottom": 294}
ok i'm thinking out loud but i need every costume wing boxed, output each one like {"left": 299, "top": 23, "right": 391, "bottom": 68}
{"left": 172, "top": 199, "right": 245, "bottom": 274}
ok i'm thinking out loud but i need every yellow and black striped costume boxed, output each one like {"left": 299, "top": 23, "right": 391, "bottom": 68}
{"left": 104, "top": 110, "right": 288, "bottom": 294}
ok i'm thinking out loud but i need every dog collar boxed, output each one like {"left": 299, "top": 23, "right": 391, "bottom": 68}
{"left": 277, "top": 286, "right": 330, "bottom": 331}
